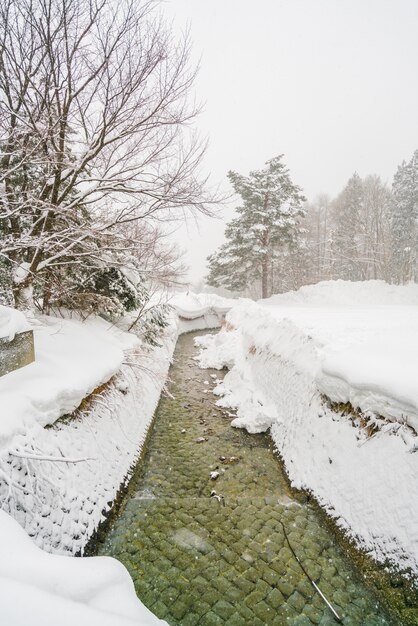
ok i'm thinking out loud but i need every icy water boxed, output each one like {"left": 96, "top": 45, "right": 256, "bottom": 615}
{"left": 96, "top": 332, "right": 398, "bottom": 626}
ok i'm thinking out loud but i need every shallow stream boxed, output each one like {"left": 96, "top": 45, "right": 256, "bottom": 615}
{"left": 95, "top": 331, "right": 400, "bottom": 625}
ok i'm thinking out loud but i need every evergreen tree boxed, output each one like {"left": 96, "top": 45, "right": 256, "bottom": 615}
{"left": 207, "top": 156, "right": 305, "bottom": 298}
{"left": 391, "top": 150, "right": 418, "bottom": 283}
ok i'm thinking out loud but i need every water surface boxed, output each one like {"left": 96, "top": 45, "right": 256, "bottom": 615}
{"left": 96, "top": 331, "right": 395, "bottom": 626}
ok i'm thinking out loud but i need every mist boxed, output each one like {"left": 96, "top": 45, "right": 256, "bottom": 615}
{"left": 165, "top": 0, "right": 418, "bottom": 285}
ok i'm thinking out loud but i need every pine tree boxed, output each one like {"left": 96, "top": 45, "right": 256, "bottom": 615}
{"left": 391, "top": 150, "right": 418, "bottom": 283}
{"left": 207, "top": 156, "right": 305, "bottom": 298}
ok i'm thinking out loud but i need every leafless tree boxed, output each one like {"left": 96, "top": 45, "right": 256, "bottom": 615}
{"left": 0, "top": 0, "right": 216, "bottom": 310}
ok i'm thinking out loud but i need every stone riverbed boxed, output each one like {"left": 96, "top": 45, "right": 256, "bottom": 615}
{"left": 94, "top": 331, "right": 404, "bottom": 626}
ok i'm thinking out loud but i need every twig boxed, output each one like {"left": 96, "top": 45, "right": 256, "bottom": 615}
{"left": 278, "top": 520, "right": 343, "bottom": 624}
{"left": 10, "top": 450, "right": 96, "bottom": 463}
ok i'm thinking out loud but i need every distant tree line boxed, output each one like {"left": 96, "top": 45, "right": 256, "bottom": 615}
{"left": 207, "top": 150, "right": 418, "bottom": 298}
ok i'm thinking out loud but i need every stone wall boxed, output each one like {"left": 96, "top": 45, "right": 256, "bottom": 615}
{"left": 0, "top": 316, "right": 221, "bottom": 555}
{"left": 0, "top": 328, "right": 176, "bottom": 555}
{"left": 0, "top": 330, "right": 35, "bottom": 377}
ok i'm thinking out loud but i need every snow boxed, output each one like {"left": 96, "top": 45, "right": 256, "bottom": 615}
{"left": 13, "top": 262, "right": 31, "bottom": 285}
{"left": 0, "top": 309, "right": 171, "bottom": 624}
{"left": 261, "top": 280, "right": 418, "bottom": 432}
{"left": 0, "top": 305, "right": 31, "bottom": 341}
{"left": 0, "top": 510, "right": 165, "bottom": 626}
{"left": 262, "top": 278, "right": 418, "bottom": 306}
{"left": 0, "top": 313, "right": 138, "bottom": 449}
{"left": 196, "top": 280, "right": 418, "bottom": 574}
{"left": 1, "top": 320, "right": 177, "bottom": 556}
{"left": 169, "top": 291, "right": 232, "bottom": 320}
{"left": 0, "top": 297, "right": 226, "bottom": 626}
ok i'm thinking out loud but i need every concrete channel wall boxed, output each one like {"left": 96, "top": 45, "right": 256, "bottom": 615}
{"left": 0, "top": 311, "right": 228, "bottom": 555}
{"left": 0, "top": 330, "right": 35, "bottom": 377}
{"left": 222, "top": 317, "right": 418, "bottom": 577}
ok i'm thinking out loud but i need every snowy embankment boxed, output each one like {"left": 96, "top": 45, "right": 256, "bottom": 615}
{"left": 169, "top": 291, "right": 231, "bottom": 333}
{"left": 0, "top": 312, "right": 138, "bottom": 449}
{"left": 0, "top": 305, "right": 31, "bottom": 341}
{"left": 0, "top": 293, "right": 231, "bottom": 626}
{"left": 0, "top": 510, "right": 162, "bottom": 626}
{"left": 197, "top": 280, "right": 418, "bottom": 575}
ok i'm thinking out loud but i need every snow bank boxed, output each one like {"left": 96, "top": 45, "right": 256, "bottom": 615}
{"left": 261, "top": 281, "right": 418, "bottom": 432}
{"left": 0, "top": 293, "right": 229, "bottom": 451}
{"left": 0, "top": 305, "right": 31, "bottom": 341}
{"left": 0, "top": 314, "right": 176, "bottom": 626}
{"left": 0, "top": 510, "right": 165, "bottom": 626}
{"left": 0, "top": 301, "right": 225, "bottom": 626}
{"left": 197, "top": 281, "right": 418, "bottom": 574}
{"left": 263, "top": 278, "right": 418, "bottom": 307}
{"left": 0, "top": 314, "right": 138, "bottom": 449}
{"left": 1, "top": 321, "right": 177, "bottom": 556}
{"left": 169, "top": 291, "right": 232, "bottom": 320}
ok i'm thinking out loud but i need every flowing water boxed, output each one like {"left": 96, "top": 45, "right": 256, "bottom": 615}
{"left": 95, "top": 331, "right": 400, "bottom": 626}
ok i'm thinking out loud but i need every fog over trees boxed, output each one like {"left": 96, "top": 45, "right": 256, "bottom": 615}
{"left": 207, "top": 150, "right": 418, "bottom": 299}
{"left": 1, "top": 0, "right": 417, "bottom": 311}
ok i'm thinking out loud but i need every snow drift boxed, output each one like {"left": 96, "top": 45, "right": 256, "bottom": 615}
{"left": 0, "top": 313, "right": 138, "bottom": 449}
{"left": 0, "top": 510, "right": 165, "bottom": 626}
{"left": 197, "top": 280, "right": 418, "bottom": 574}
{"left": 0, "top": 295, "right": 232, "bottom": 626}
{"left": 0, "top": 305, "right": 31, "bottom": 341}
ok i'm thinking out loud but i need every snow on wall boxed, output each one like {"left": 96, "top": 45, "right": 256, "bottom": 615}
{"left": 0, "top": 301, "right": 228, "bottom": 626}
{"left": 0, "top": 326, "right": 176, "bottom": 555}
{"left": 0, "top": 313, "right": 139, "bottom": 449}
{"left": 197, "top": 292, "right": 418, "bottom": 575}
{"left": 178, "top": 312, "right": 225, "bottom": 334}
{"left": 0, "top": 305, "right": 226, "bottom": 557}
{"left": 170, "top": 291, "right": 232, "bottom": 321}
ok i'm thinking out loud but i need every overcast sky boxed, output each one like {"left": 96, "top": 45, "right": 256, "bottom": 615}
{"left": 164, "top": 0, "right": 418, "bottom": 286}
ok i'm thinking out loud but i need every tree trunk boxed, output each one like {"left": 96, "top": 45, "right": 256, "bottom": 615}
{"left": 261, "top": 256, "right": 268, "bottom": 299}
{"left": 13, "top": 277, "right": 34, "bottom": 312}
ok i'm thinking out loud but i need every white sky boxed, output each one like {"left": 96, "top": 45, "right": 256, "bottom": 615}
{"left": 164, "top": 0, "right": 418, "bottom": 286}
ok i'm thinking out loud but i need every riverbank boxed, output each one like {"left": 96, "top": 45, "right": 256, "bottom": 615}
{"left": 0, "top": 296, "right": 230, "bottom": 625}
{"left": 196, "top": 281, "right": 418, "bottom": 580}
{"left": 93, "top": 331, "right": 403, "bottom": 626}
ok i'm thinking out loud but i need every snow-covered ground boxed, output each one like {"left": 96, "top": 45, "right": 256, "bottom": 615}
{"left": 263, "top": 280, "right": 418, "bottom": 433}
{"left": 0, "top": 509, "right": 165, "bottom": 626}
{"left": 0, "top": 308, "right": 172, "bottom": 625}
{"left": 197, "top": 280, "right": 418, "bottom": 575}
{"left": 0, "top": 313, "right": 138, "bottom": 449}
{"left": 169, "top": 291, "right": 232, "bottom": 331}
{"left": 0, "top": 294, "right": 232, "bottom": 626}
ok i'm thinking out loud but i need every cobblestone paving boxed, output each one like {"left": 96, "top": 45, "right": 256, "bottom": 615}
{"left": 97, "top": 332, "right": 394, "bottom": 625}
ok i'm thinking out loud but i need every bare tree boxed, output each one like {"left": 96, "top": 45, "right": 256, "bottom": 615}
{"left": 0, "top": 0, "right": 216, "bottom": 310}
{"left": 361, "top": 175, "right": 392, "bottom": 280}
